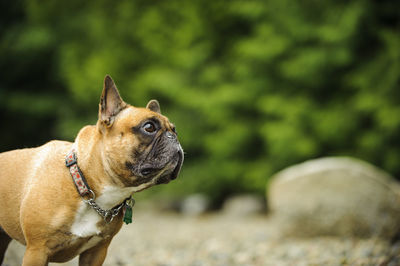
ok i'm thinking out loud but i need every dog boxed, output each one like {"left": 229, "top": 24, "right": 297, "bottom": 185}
{"left": 0, "top": 75, "right": 183, "bottom": 265}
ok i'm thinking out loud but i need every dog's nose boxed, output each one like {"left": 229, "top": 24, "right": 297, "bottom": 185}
{"left": 165, "top": 131, "right": 176, "bottom": 140}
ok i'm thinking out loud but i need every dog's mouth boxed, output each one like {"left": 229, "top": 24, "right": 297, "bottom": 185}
{"left": 133, "top": 148, "right": 184, "bottom": 187}
{"left": 156, "top": 149, "right": 184, "bottom": 184}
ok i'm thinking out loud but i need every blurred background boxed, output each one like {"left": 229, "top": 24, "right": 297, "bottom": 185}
{"left": 0, "top": 0, "right": 399, "bottom": 207}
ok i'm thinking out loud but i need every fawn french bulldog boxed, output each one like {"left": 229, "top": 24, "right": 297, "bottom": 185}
{"left": 0, "top": 75, "right": 183, "bottom": 265}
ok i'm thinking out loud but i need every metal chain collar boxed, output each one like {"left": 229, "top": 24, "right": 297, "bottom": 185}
{"left": 83, "top": 189, "right": 127, "bottom": 223}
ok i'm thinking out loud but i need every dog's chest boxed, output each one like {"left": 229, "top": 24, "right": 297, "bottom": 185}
{"left": 67, "top": 202, "right": 112, "bottom": 255}
{"left": 69, "top": 186, "right": 134, "bottom": 240}
{"left": 70, "top": 202, "right": 102, "bottom": 237}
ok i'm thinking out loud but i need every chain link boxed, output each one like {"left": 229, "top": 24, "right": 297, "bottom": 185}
{"left": 83, "top": 189, "right": 126, "bottom": 223}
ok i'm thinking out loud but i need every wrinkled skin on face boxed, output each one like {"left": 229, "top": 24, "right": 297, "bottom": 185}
{"left": 98, "top": 77, "right": 183, "bottom": 190}
{"left": 125, "top": 108, "right": 183, "bottom": 186}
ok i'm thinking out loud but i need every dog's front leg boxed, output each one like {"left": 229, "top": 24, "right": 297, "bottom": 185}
{"left": 79, "top": 240, "right": 111, "bottom": 266}
{"left": 22, "top": 245, "right": 49, "bottom": 266}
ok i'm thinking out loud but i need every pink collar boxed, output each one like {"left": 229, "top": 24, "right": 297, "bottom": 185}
{"left": 65, "top": 149, "right": 90, "bottom": 196}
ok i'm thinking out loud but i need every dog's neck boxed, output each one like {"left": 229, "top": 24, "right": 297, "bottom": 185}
{"left": 73, "top": 125, "right": 135, "bottom": 209}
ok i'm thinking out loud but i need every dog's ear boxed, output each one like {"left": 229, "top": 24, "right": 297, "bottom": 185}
{"left": 146, "top": 99, "right": 161, "bottom": 114}
{"left": 99, "top": 75, "right": 126, "bottom": 127}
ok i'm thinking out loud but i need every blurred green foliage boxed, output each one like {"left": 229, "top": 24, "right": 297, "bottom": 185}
{"left": 1, "top": 0, "right": 399, "bottom": 204}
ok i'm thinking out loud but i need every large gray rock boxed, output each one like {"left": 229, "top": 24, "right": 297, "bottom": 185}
{"left": 268, "top": 157, "right": 400, "bottom": 239}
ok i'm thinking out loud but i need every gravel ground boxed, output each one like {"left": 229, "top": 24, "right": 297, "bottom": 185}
{"left": 3, "top": 208, "right": 399, "bottom": 266}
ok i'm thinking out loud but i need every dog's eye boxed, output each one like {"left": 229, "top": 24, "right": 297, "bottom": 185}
{"left": 143, "top": 122, "right": 156, "bottom": 133}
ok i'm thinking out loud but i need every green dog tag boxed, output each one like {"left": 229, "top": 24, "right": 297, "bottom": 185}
{"left": 123, "top": 198, "right": 135, "bottom": 225}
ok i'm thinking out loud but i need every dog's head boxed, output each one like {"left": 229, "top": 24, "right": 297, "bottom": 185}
{"left": 97, "top": 75, "right": 183, "bottom": 191}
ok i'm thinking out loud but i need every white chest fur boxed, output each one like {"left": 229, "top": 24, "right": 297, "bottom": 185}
{"left": 96, "top": 185, "right": 136, "bottom": 209}
{"left": 70, "top": 202, "right": 101, "bottom": 237}
{"left": 70, "top": 185, "right": 136, "bottom": 238}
